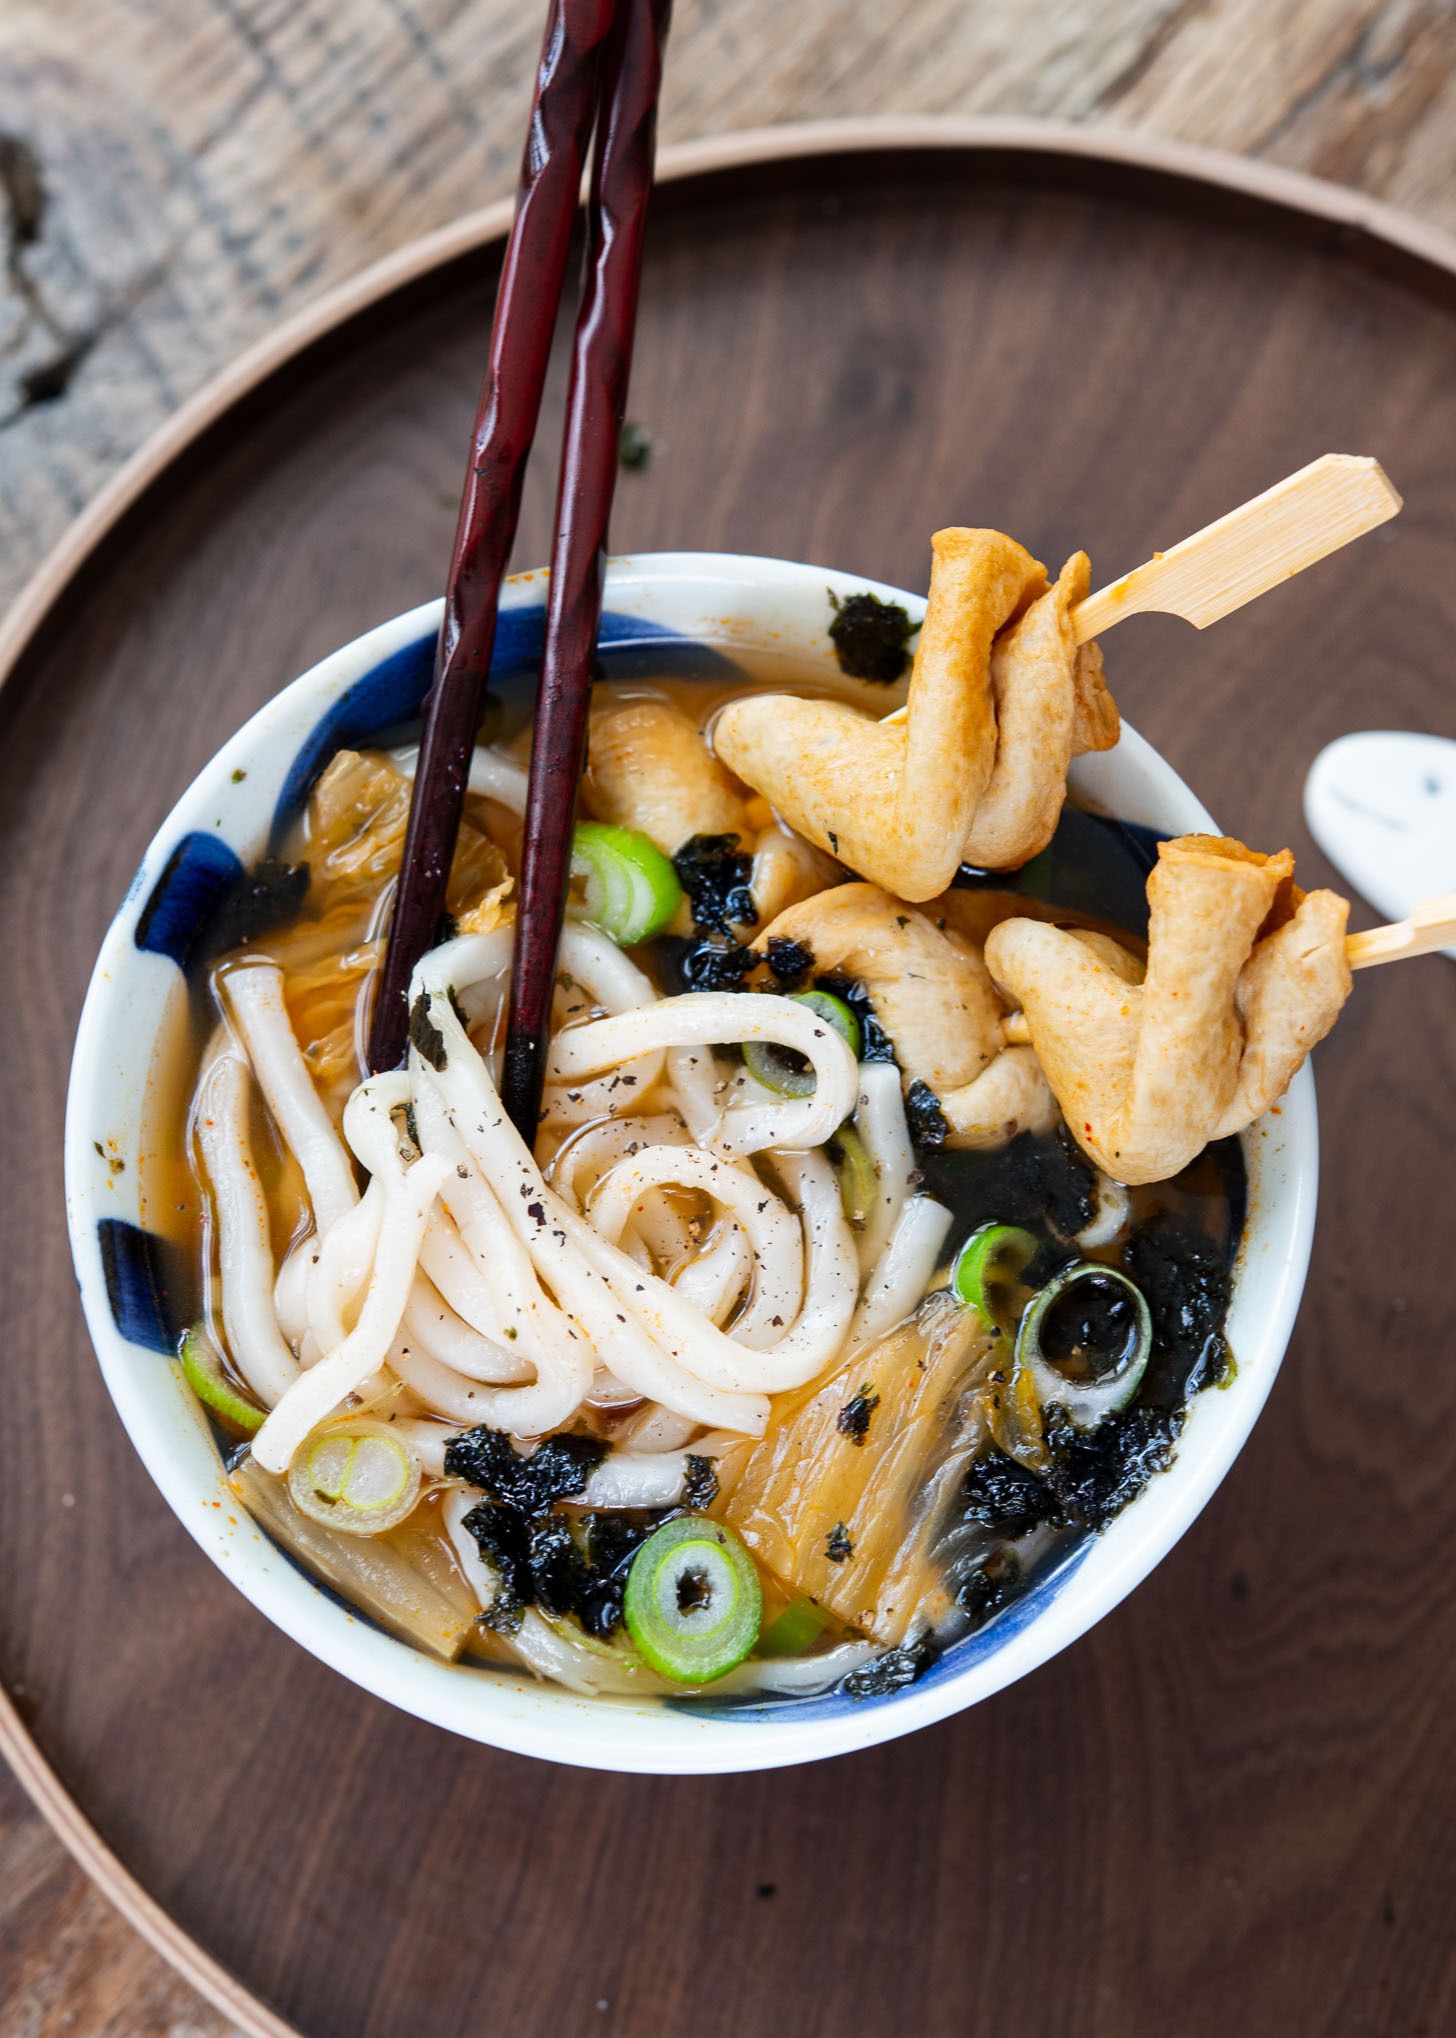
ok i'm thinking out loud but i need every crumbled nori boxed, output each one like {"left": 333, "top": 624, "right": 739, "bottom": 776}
{"left": 958, "top": 1446, "right": 1060, "bottom": 1538}
{"left": 683, "top": 1454, "right": 719, "bottom": 1511}
{"left": 444, "top": 1426, "right": 607, "bottom": 1511}
{"left": 677, "top": 940, "right": 759, "bottom": 993}
{"left": 826, "top": 1521, "right": 853, "bottom": 1564}
{"left": 673, "top": 833, "right": 757, "bottom": 936}
{"left": 828, "top": 590, "right": 915, "bottom": 683}
{"left": 407, "top": 992, "right": 448, "bottom": 1072}
{"left": 1123, "top": 1210, "right": 1232, "bottom": 1407}
{"left": 841, "top": 1632, "right": 940, "bottom": 1700}
{"left": 814, "top": 972, "right": 895, "bottom": 1062}
{"left": 200, "top": 857, "right": 309, "bottom": 964}
{"left": 955, "top": 1548, "right": 1023, "bottom": 1629}
{"left": 766, "top": 936, "right": 814, "bottom": 985}
{"left": 1040, "top": 1404, "right": 1183, "bottom": 1532}
{"left": 905, "top": 1079, "right": 950, "bottom": 1148}
{"left": 451, "top": 1428, "right": 667, "bottom": 1640}
{"left": 836, "top": 1385, "right": 880, "bottom": 1446}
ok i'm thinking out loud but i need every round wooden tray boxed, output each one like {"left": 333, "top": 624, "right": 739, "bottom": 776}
{"left": 5, "top": 118, "right": 1456, "bottom": 2038}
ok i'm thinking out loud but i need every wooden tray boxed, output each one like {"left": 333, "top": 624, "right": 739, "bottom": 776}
{"left": 4, "top": 118, "right": 1455, "bottom": 2038}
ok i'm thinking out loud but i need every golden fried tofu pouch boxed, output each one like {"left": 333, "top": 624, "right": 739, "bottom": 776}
{"left": 755, "top": 882, "right": 1055, "bottom": 1148}
{"left": 585, "top": 697, "right": 749, "bottom": 853}
{"left": 984, "top": 835, "right": 1351, "bottom": 1183}
{"left": 712, "top": 529, "right": 1118, "bottom": 898}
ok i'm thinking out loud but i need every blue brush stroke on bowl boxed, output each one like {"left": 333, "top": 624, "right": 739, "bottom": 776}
{"left": 98, "top": 1217, "right": 182, "bottom": 1354}
{"left": 269, "top": 607, "right": 738, "bottom": 843}
{"left": 133, "top": 832, "right": 245, "bottom": 972}
{"left": 673, "top": 1536, "right": 1095, "bottom": 1722}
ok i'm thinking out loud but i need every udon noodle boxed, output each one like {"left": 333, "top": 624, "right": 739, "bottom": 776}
{"left": 174, "top": 532, "right": 1341, "bottom": 1702}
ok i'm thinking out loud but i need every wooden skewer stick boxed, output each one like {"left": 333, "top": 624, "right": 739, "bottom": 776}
{"left": 1072, "top": 453, "right": 1401, "bottom": 641}
{"left": 880, "top": 454, "right": 1400, "bottom": 729}
{"left": 1346, "top": 891, "right": 1456, "bottom": 969}
{"left": 998, "top": 891, "right": 1455, "bottom": 1043}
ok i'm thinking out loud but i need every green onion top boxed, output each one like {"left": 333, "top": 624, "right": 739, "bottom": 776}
{"left": 571, "top": 822, "right": 684, "bottom": 946}
{"left": 622, "top": 1514, "right": 762, "bottom": 1684}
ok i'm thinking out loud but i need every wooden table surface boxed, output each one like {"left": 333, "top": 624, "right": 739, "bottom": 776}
{"left": 4, "top": 2, "right": 1456, "bottom": 2031}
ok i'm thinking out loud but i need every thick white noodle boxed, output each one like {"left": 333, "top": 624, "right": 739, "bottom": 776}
{"left": 392, "top": 742, "right": 529, "bottom": 813}
{"left": 589, "top": 1145, "right": 804, "bottom": 1349}
{"left": 669, "top": 1221, "right": 752, "bottom": 1325}
{"left": 251, "top": 1080, "right": 448, "bottom": 1473}
{"left": 273, "top": 1240, "right": 312, "bottom": 1347}
{"left": 388, "top": 1335, "right": 526, "bottom": 1425}
{"left": 666, "top": 1045, "right": 721, "bottom": 1143}
{"left": 853, "top": 1062, "right": 915, "bottom": 1276}
{"left": 411, "top": 963, "right": 770, "bottom": 1427}
{"left": 305, "top": 1183, "right": 383, "bottom": 1357}
{"left": 422, "top": 963, "right": 860, "bottom": 1399}
{"left": 849, "top": 1194, "right": 955, "bottom": 1350}
{"left": 1075, "top": 1170, "right": 1132, "bottom": 1249}
{"left": 392, "top": 1416, "right": 455, "bottom": 1476}
{"left": 221, "top": 963, "right": 358, "bottom": 1230}
{"left": 411, "top": 1077, "right": 595, "bottom": 1433}
{"left": 542, "top": 924, "right": 664, "bottom": 1128}
{"left": 401, "top": 1274, "right": 533, "bottom": 1384}
{"left": 548, "top": 1112, "right": 689, "bottom": 1207}
{"left": 547, "top": 994, "right": 858, "bottom": 1157}
{"left": 624, "top": 1404, "right": 701, "bottom": 1452}
{"left": 195, "top": 1056, "right": 300, "bottom": 1406}
{"left": 572, "top": 1450, "right": 704, "bottom": 1509}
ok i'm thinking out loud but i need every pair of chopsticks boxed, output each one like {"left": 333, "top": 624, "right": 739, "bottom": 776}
{"left": 368, "top": 0, "right": 671, "bottom": 1139}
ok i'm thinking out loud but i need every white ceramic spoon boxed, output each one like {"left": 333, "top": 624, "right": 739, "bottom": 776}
{"left": 1304, "top": 731, "right": 1456, "bottom": 963}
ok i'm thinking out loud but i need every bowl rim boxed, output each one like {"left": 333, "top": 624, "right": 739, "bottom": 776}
{"left": 64, "top": 549, "right": 1317, "bottom": 1774}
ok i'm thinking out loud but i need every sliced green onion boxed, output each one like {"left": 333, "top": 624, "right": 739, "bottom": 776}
{"left": 622, "top": 1515, "right": 762, "bottom": 1684}
{"left": 1014, "top": 1261, "right": 1152, "bottom": 1430}
{"left": 178, "top": 1322, "right": 264, "bottom": 1434}
{"left": 952, "top": 1223, "right": 1039, "bottom": 1336}
{"left": 758, "top": 1597, "right": 830, "bottom": 1659}
{"left": 287, "top": 1420, "right": 423, "bottom": 1537}
{"left": 830, "top": 1122, "right": 877, "bottom": 1228}
{"left": 571, "top": 821, "right": 684, "bottom": 945}
{"left": 743, "top": 991, "right": 862, "bottom": 1096}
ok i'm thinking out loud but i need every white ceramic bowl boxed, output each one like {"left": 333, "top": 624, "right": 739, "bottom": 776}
{"left": 65, "top": 553, "right": 1317, "bottom": 1774}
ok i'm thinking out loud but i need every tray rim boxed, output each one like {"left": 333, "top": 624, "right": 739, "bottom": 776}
{"left": 6, "top": 111, "right": 1456, "bottom": 2038}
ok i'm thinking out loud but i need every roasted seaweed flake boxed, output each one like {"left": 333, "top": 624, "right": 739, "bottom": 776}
{"left": 683, "top": 1453, "right": 719, "bottom": 1511}
{"left": 905, "top": 1079, "right": 950, "bottom": 1148}
{"left": 957, "top": 1445, "right": 1060, "bottom": 1537}
{"left": 841, "top": 1632, "right": 940, "bottom": 1699}
{"left": 836, "top": 1385, "right": 881, "bottom": 1446}
{"left": 766, "top": 935, "right": 814, "bottom": 985}
{"left": 407, "top": 993, "right": 448, "bottom": 1072}
{"left": 825, "top": 1521, "right": 853, "bottom": 1564}
{"left": 828, "top": 590, "right": 915, "bottom": 683}
{"left": 444, "top": 1426, "right": 608, "bottom": 1511}
{"left": 673, "top": 833, "right": 757, "bottom": 937}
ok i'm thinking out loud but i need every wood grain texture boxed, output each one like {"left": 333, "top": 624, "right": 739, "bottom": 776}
{"left": 4, "top": 0, "right": 1456, "bottom": 612}
{"left": 3, "top": 135, "right": 1456, "bottom": 2038}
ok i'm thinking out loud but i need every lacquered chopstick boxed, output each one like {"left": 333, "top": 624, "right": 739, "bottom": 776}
{"left": 367, "top": 0, "right": 619, "bottom": 1075}
{"left": 500, "top": 0, "right": 672, "bottom": 1139}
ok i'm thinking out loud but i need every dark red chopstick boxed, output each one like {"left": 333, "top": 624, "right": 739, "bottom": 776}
{"left": 367, "top": 0, "right": 619, "bottom": 1075}
{"left": 499, "top": 0, "right": 672, "bottom": 1139}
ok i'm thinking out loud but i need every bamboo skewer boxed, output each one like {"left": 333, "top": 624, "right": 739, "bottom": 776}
{"left": 998, "top": 891, "right": 1455, "bottom": 1045}
{"left": 1345, "top": 891, "right": 1456, "bottom": 969}
{"left": 880, "top": 453, "right": 1400, "bottom": 729}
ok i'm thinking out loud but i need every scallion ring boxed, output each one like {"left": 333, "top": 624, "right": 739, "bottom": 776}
{"left": 1014, "top": 1261, "right": 1152, "bottom": 1429}
{"left": 571, "top": 822, "right": 684, "bottom": 946}
{"left": 829, "top": 1121, "right": 877, "bottom": 1228}
{"left": 622, "top": 1515, "right": 762, "bottom": 1683}
{"left": 178, "top": 1322, "right": 264, "bottom": 1434}
{"left": 287, "top": 1420, "right": 424, "bottom": 1536}
{"left": 743, "top": 990, "right": 862, "bottom": 1097}
{"left": 952, "top": 1223, "right": 1039, "bottom": 1336}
